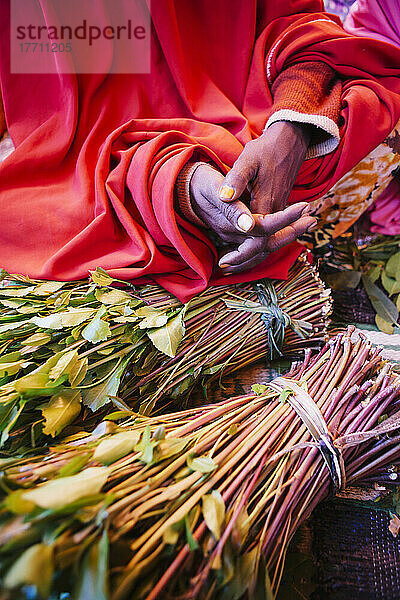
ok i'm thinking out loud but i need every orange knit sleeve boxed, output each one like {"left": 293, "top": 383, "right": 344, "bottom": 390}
{"left": 265, "top": 61, "right": 342, "bottom": 158}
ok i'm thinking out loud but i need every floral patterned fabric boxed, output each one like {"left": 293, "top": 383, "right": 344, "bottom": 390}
{"left": 304, "top": 121, "right": 400, "bottom": 248}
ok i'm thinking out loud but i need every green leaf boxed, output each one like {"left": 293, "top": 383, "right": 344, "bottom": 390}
{"left": 4, "top": 489, "right": 37, "bottom": 514}
{"left": 49, "top": 349, "right": 79, "bottom": 381}
{"left": 187, "top": 454, "right": 217, "bottom": 473}
{"left": 31, "top": 313, "right": 65, "bottom": 330}
{"left": 0, "top": 320, "right": 31, "bottom": 334}
{"left": 0, "top": 286, "right": 35, "bottom": 297}
{"left": 220, "top": 548, "right": 258, "bottom": 600}
{"left": 0, "top": 351, "right": 21, "bottom": 362}
{"left": 22, "top": 467, "right": 109, "bottom": 509}
{"left": 70, "top": 356, "right": 89, "bottom": 388}
{"left": 21, "top": 332, "right": 52, "bottom": 347}
{"left": 382, "top": 270, "right": 400, "bottom": 295}
{"left": 82, "top": 307, "right": 111, "bottom": 344}
{"left": 278, "top": 388, "right": 294, "bottom": 403}
{"left": 14, "top": 372, "right": 50, "bottom": 393}
{"left": 34, "top": 281, "right": 66, "bottom": 295}
{"left": 93, "top": 431, "right": 140, "bottom": 465}
{"left": 54, "top": 289, "right": 73, "bottom": 307}
{"left": 112, "top": 315, "right": 138, "bottom": 324}
{"left": 95, "top": 288, "right": 133, "bottom": 305}
{"left": 147, "top": 311, "right": 185, "bottom": 358}
{"left": 202, "top": 490, "right": 225, "bottom": 540}
{"left": 368, "top": 264, "right": 382, "bottom": 283}
{"left": 135, "top": 306, "right": 160, "bottom": 318}
{"left": 81, "top": 359, "right": 128, "bottom": 411}
{"left": 89, "top": 267, "right": 116, "bottom": 287}
{"left": 58, "top": 453, "right": 91, "bottom": 477}
{"left": 251, "top": 383, "right": 269, "bottom": 396}
{"left": 73, "top": 529, "right": 109, "bottom": 600}
{"left": 4, "top": 543, "right": 54, "bottom": 598}
{"left": 362, "top": 275, "right": 399, "bottom": 326}
{"left": 157, "top": 438, "right": 188, "bottom": 460}
{"left": 135, "top": 425, "right": 154, "bottom": 464}
{"left": 386, "top": 251, "right": 400, "bottom": 278}
{"left": 139, "top": 312, "right": 169, "bottom": 329}
{"left": 0, "top": 298, "right": 28, "bottom": 308}
{"left": 0, "top": 359, "right": 25, "bottom": 377}
{"left": 184, "top": 515, "right": 199, "bottom": 551}
{"left": 41, "top": 390, "right": 82, "bottom": 437}
{"left": 59, "top": 307, "right": 97, "bottom": 327}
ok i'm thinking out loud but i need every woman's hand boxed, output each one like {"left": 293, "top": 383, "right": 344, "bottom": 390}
{"left": 219, "top": 120, "right": 311, "bottom": 215}
{"left": 189, "top": 162, "right": 316, "bottom": 273}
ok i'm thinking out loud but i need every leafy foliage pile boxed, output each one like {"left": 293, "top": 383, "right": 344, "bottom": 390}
{"left": 321, "top": 234, "right": 400, "bottom": 332}
{"left": 0, "top": 255, "right": 331, "bottom": 449}
{"left": 0, "top": 329, "right": 399, "bottom": 600}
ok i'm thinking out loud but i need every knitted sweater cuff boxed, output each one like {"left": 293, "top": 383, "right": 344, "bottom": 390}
{"left": 175, "top": 161, "right": 209, "bottom": 228}
{"left": 265, "top": 61, "right": 342, "bottom": 159}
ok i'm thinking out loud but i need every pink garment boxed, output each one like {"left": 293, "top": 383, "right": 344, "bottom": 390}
{"left": 345, "top": 0, "right": 400, "bottom": 47}
{"left": 369, "top": 178, "right": 400, "bottom": 235}
{"left": 345, "top": 1, "right": 400, "bottom": 237}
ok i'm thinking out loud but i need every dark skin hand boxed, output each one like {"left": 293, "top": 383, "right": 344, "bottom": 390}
{"left": 190, "top": 121, "right": 316, "bottom": 273}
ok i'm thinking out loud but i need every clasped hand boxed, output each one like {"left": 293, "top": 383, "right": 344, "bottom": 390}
{"left": 190, "top": 121, "right": 317, "bottom": 273}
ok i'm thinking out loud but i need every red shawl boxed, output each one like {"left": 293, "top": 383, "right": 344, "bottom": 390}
{"left": 1, "top": 0, "right": 400, "bottom": 301}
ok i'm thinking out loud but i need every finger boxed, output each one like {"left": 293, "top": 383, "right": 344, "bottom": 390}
{"left": 220, "top": 252, "right": 269, "bottom": 274}
{"left": 219, "top": 236, "right": 266, "bottom": 269}
{"left": 218, "top": 197, "right": 256, "bottom": 233}
{"left": 219, "top": 153, "right": 256, "bottom": 203}
{"left": 265, "top": 217, "right": 317, "bottom": 253}
{"left": 251, "top": 202, "right": 310, "bottom": 236}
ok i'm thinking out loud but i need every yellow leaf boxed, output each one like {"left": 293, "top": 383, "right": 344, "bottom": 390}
{"left": 187, "top": 455, "right": 217, "bottom": 473}
{"left": 41, "top": 390, "right": 82, "bottom": 437}
{"left": 147, "top": 312, "right": 185, "bottom": 358}
{"left": 89, "top": 267, "right": 115, "bottom": 287}
{"left": 4, "top": 543, "right": 54, "bottom": 598}
{"left": 49, "top": 349, "right": 79, "bottom": 381}
{"left": 21, "top": 332, "right": 52, "bottom": 347}
{"left": 95, "top": 288, "right": 133, "bottom": 305}
{"left": 163, "top": 524, "right": 181, "bottom": 545}
{"left": 139, "top": 312, "right": 169, "bottom": 329}
{"left": 93, "top": 431, "right": 140, "bottom": 465}
{"left": 34, "top": 281, "right": 65, "bottom": 295}
{"left": 386, "top": 251, "right": 400, "bottom": 278}
{"left": 375, "top": 315, "right": 394, "bottom": 334}
{"left": 157, "top": 438, "right": 188, "bottom": 459}
{"left": 202, "top": 490, "right": 225, "bottom": 540}
{"left": 23, "top": 467, "right": 109, "bottom": 509}
{"left": 70, "top": 356, "right": 88, "bottom": 388}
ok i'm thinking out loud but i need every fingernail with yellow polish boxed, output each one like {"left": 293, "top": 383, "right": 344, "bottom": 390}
{"left": 219, "top": 263, "right": 230, "bottom": 269}
{"left": 219, "top": 186, "right": 235, "bottom": 200}
{"left": 237, "top": 214, "right": 254, "bottom": 232}
{"left": 307, "top": 220, "right": 318, "bottom": 232}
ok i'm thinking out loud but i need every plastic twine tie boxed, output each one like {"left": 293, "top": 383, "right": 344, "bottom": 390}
{"left": 222, "top": 279, "right": 313, "bottom": 360}
{"left": 268, "top": 376, "right": 346, "bottom": 492}
{"left": 253, "top": 280, "right": 291, "bottom": 359}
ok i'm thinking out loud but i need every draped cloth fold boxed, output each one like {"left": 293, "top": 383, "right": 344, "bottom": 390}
{"left": 1, "top": 0, "right": 400, "bottom": 301}
{"left": 345, "top": 0, "right": 400, "bottom": 48}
